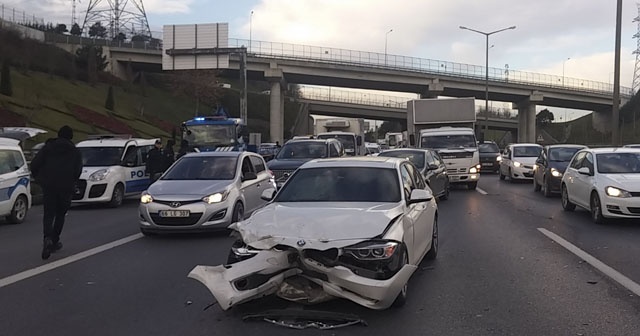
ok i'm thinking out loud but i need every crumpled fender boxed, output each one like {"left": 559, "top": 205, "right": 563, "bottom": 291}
{"left": 188, "top": 249, "right": 297, "bottom": 310}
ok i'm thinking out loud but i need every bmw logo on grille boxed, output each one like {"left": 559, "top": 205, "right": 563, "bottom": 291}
{"left": 170, "top": 202, "right": 182, "bottom": 208}
{"left": 297, "top": 240, "right": 306, "bottom": 247}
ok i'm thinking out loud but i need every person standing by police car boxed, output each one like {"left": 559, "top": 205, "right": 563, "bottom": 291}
{"left": 146, "top": 139, "right": 164, "bottom": 183}
{"left": 162, "top": 139, "right": 175, "bottom": 170}
{"left": 31, "top": 125, "right": 83, "bottom": 260}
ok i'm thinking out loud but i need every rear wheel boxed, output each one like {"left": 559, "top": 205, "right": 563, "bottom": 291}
{"left": 542, "top": 178, "right": 553, "bottom": 198}
{"left": 561, "top": 184, "right": 576, "bottom": 211}
{"left": 7, "top": 195, "right": 28, "bottom": 224}
{"left": 108, "top": 184, "right": 124, "bottom": 208}
{"left": 590, "top": 192, "right": 605, "bottom": 224}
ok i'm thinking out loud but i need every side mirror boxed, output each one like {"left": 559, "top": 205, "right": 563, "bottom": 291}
{"left": 427, "top": 163, "right": 439, "bottom": 171}
{"left": 356, "top": 136, "right": 363, "bottom": 146}
{"left": 409, "top": 134, "right": 416, "bottom": 147}
{"left": 242, "top": 171, "right": 258, "bottom": 182}
{"left": 122, "top": 161, "right": 135, "bottom": 167}
{"left": 407, "top": 189, "right": 433, "bottom": 205}
{"left": 577, "top": 167, "right": 592, "bottom": 176}
{"left": 261, "top": 188, "right": 276, "bottom": 201}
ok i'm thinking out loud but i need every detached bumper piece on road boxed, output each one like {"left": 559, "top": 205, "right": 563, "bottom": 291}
{"left": 188, "top": 247, "right": 416, "bottom": 311}
{"left": 242, "top": 309, "right": 367, "bottom": 330}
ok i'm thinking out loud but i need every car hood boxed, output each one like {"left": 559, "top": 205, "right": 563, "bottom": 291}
{"left": 234, "top": 202, "right": 405, "bottom": 250}
{"left": 512, "top": 157, "right": 538, "bottom": 165}
{"left": 479, "top": 152, "right": 500, "bottom": 158}
{"left": 79, "top": 166, "right": 112, "bottom": 177}
{"left": 601, "top": 174, "right": 640, "bottom": 189}
{"left": 147, "top": 180, "right": 233, "bottom": 198}
{"left": 267, "top": 159, "right": 313, "bottom": 170}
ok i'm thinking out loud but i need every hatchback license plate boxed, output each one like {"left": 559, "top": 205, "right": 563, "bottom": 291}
{"left": 159, "top": 210, "right": 190, "bottom": 217}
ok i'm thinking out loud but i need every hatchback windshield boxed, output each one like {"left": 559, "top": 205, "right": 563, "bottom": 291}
{"left": 479, "top": 143, "right": 500, "bottom": 153}
{"left": 276, "top": 167, "right": 401, "bottom": 202}
{"left": 276, "top": 142, "right": 327, "bottom": 159}
{"left": 162, "top": 156, "right": 237, "bottom": 180}
{"left": 549, "top": 147, "right": 582, "bottom": 162}
{"left": 513, "top": 146, "right": 542, "bottom": 157}
{"left": 421, "top": 134, "right": 477, "bottom": 149}
{"left": 378, "top": 150, "right": 425, "bottom": 169}
{"left": 596, "top": 153, "right": 640, "bottom": 174}
{"left": 79, "top": 147, "right": 123, "bottom": 167}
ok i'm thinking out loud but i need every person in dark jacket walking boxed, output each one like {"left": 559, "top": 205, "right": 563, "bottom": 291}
{"left": 162, "top": 139, "right": 175, "bottom": 170}
{"left": 146, "top": 139, "right": 164, "bottom": 183}
{"left": 30, "top": 126, "right": 83, "bottom": 260}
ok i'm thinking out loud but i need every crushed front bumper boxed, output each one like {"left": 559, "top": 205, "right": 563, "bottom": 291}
{"left": 188, "top": 249, "right": 417, "bottom": 310}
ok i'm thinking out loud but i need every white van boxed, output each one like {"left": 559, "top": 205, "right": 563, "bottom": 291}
{"left": 0, "top": 138, "right": 31, "bottom": 223}
{"left": 74, "top": 136, "right": 159, "bottom": 207}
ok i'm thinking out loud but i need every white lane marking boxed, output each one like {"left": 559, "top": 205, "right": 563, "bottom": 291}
{"left": 476, "top": 187, "right": 488, "bottom": 195}
{"left": 0, "top": 233, "right": 143, "bottom": 289}
{"left": 538, "top": 228, "right": 640, "bottom": 297}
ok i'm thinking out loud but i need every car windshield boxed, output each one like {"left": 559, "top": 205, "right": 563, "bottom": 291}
{"left": 275, "top": 167, "right": 401, "bottom": 202}
{"left": 378, "top": 150, "right": 425, "bottom": 169}
{"left": 275, "top": 142, "right": 327, "bottom": 159}
{"left": 79, "top": 147, "right": 123, "bottom": 167}
{"left": 161, "top": 156, "right": 237, "bottom": 180}
{"left": 317, "top": 134, "right": 355, "bottom": 153}
{"left": 184, "top": 124, "right": 236, "bottom": 147}
{"left": 479, "top": 143, "right": 500, "bottom": 153}
{"left": 596, "top": 153, "right": 640, "bottom": 174}
{"left": 421, "top": 134, "right": 477, "bottom": 149}
{"left": 513, "top": 146, "right": 542, "bottom": 157}
{"left": 549, "top": 147, "right": 582, "bottom": 162}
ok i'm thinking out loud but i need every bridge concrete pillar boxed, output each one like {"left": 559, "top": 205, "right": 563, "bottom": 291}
{"left": 513, "top": 91, "right": 544, "bottom": 143}
{"left": 265, "top": 68, "right": 286, "bottom": 144}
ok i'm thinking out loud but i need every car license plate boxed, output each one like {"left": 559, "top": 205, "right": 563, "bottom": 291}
{"left": 449, "top": 175, "right": 460, "bottom": 181}
{"left": 482, "top": 163, "right": 493, "bottom": 166}
{"left": 159, "top": 210, "right": 190, "bottom": 217}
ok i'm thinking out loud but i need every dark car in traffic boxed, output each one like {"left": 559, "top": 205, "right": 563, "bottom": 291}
{"left": 533, "top": 144, "right": 586, "bottom": 197}
{"left": 378, "top": 148, "right": 450, "bottom": 200}
{"left": 479, "top": 141, "right": 501, "bottom": 173}
{"left": 267, "top": 138, "right": 344, "bottom": 188}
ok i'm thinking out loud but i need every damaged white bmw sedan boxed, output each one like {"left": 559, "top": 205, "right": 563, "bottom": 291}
{"left": 188, "top": 157, "right": 438, "bottom": 310}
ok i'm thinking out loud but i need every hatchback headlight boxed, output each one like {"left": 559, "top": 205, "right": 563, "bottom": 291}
{"left": 605, "top": 186, "right": 632, "bottom": 198}
{"left": 89, "top": 169, "right": 110, "bottom": 181}
{"left": 343, "top": 241, "right": 399, "bottom": 260}
{"left": 496, "top": 155, "right": 502, "bottom": 162}
{"left": 550, "top": 168, "right": 563, "bottom": 177}
{"left": 202, "top": 190, "right": 229, "bottom": 204}
{"left": 513, "top": 161, "right": 522, "bottom": 168}
{"left": 140, "top": 192, "right": 153, "bottom": 204}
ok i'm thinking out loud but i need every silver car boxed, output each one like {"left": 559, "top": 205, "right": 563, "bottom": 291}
{"left": 139, "top": 151, "right": 275, "bottom": 234}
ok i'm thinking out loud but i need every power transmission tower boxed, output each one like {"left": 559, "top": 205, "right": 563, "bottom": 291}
{"left": 71, "top": 0, "right": 78, "bottom": 26}
{"left": 632, "top": 3, "right": 640, "bottom": 94}
{"left": 81, "top": 0, "right": 151, "bottom": 39}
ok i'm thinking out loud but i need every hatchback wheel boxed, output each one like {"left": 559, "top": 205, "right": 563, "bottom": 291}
{"left": 7, "top": 195, "right": 28, "bottom": 224}
{"left": 499, "top": 169, "right": 505, "bottom": 181}
{"left": 561, "top": 185, "right": 576, "bottom": 211}
{"left": 533, "top": 176, "right": 541, "bottom": 192}
{"left": 426, "top": 217, "right": 438, "bottom": 260}
{"left": 232, "top": 202, "right": 244, "bottom": 223}
{"left": 590, "top": 192, "right": 605, "bottom": 224}
{"left": 542, "top": 178, "right": 553, "bottom": 198}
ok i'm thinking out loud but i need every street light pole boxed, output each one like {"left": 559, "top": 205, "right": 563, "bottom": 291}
{"left": 460, "top": 25, "right": 516, "bottom": 141}
{"left": 385, "top": 29, "right": 393, "bottom": 66}
{"left": 249, "top": 10, "right": 254, "bottom": 53}
{"left": 562, "top": 57, "right": 570, "bottom": 87}
{"left": 612, "top": 0, "right": 622, "bottom": 146}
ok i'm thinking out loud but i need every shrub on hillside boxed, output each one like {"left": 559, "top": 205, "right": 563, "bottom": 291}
{"left": 0, "top": 61, "right": 12, "bottom": 97}
{"left": 105, "top": 86, "right": 115, "bottom": 110}
{"left": 0, "top": 108, "right": 26, "bottom": 127}
{"left": 71, "top": 105, "right": 136, "bottom": 135}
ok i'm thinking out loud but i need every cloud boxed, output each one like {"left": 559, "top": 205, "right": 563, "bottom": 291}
{"left": 245, "top": 0, "right": 638, "bottom": 89}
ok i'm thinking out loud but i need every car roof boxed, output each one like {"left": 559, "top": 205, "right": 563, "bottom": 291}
{"left": 317, "top": 131, "right": 354, "bottom": 135}
{"left": 509, "top": 143, "right": 542, "bottom": 147}
{"left": 0, "top": 138, "right": 21, "bottom": 149}
{"left": 182, "top": 151, "right": 249, "bottom": 158}
{"left": 300, "top": 156, "right": 404, "bottom": 169}
{"left": 585, "top": 147, "right": 640, "bottom": 154}
{"left": 285, "top": 139, "right": 335, "bottom": 144}
{"left": 545, "top": 144, "right": 587, "bottom": 149}
{"left": 76, "top": 138, "right": 159, "bottom": 147}
{"left": 419, "top": 127, "right": 474, "bottom": 134}
{"left": 379, "top": 148, "right": 430, "bottom": 154}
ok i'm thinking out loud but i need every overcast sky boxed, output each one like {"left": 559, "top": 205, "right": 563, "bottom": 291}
{"left": 4, "top": 0, "right": 639, "bottom": 119}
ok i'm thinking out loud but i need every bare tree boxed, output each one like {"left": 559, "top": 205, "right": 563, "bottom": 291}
{"left": 170, "top": 70, "right": 223, "bottom": 116}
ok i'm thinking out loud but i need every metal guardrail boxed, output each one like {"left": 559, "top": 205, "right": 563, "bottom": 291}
{"left": 44, "top": 32, "right": 163, "bottom": 51}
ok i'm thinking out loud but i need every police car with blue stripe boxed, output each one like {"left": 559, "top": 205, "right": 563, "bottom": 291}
{"left": 74, "top": 135, "right": 159, "bottom": 207}
{"left": 0, "top": 138, "right": 32, "bottom": 224}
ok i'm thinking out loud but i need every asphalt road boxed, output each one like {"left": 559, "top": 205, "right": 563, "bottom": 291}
{"left": 1, "top": 175, "right": 640, "bottom": 335}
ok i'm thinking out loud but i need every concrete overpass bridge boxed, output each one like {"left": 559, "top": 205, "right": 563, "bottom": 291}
{"left": 46, "top": 34, "right": 631, "bottom": 144}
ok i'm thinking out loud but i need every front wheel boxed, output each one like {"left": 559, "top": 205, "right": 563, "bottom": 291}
{"left": 533, "top": 177, "right": 541, "bottom": 192}
{"left": 392, "top": 252, "right": 409, "bottom": 308}
{"left": 426, "top": 217, "right": 438, "bottom": 260}
{"left": 108, "top": 184, "right": 124, "bottom": 208}
{"left": 7, "top": 195, "right": 28, "bottom": 224}
{"left": 561, "top": 185, "right": 576, "bottom": 211}
{"left": 542, "top": 178, "right": 553, "bottom": 198}
{"left": 590, "top": 192, "right": 605, "bottom": 224}
{"left": 440, "top": 183, "right": 450, "bottom": 201}
{"left": 231, "top": 202, "right": 245, "bottom": 223}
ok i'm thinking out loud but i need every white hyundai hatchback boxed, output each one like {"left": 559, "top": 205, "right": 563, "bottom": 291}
{"left": 561, "top": 147, "right": 640, "bottom": 223}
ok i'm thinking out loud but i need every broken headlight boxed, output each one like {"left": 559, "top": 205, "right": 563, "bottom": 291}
{"left": 342, "top": 241, "right": 399, "bottom": 260}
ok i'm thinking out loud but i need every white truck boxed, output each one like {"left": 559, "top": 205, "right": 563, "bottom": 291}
{"left": 385, "top": 132, "right": 407, "bottom": 149}
{"left": 407, "top": 97, "right": 481, "bottom": 190}
{"left": 315, "top": 118, "right": 365, "bottom": 156}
